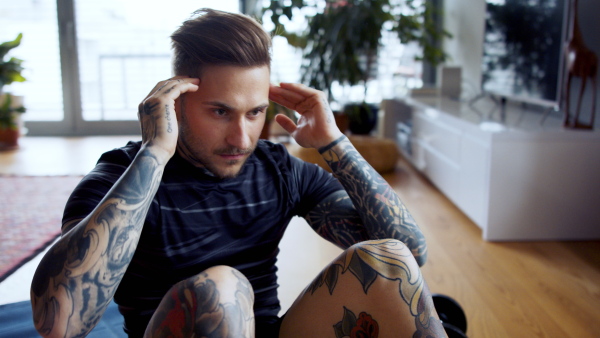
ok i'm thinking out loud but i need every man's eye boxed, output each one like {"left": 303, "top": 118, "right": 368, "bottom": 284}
{"left": 214, "top": 109, "right": 227, "bottom": 116}
{"left": 249, "top": 109, "right": 263, "bottom": 117}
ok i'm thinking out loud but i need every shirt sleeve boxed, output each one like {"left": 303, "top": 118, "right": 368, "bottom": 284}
{"left": 287, "top": 151, "right": 344, "bottom": 217}
{"left": 61, "top": 142, "right": 139, "bottom": 231}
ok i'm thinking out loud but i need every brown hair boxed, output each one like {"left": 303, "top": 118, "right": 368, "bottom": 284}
{"left": 171, "top": 8, "right": 272, "bottom": 76}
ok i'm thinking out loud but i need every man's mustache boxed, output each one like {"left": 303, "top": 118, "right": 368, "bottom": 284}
{"left": 214, "top": 147, "right": 253, "bottom": 156}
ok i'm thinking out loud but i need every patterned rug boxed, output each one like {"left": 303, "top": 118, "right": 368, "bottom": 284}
{"left": 0, "top": 176, "right": 83, "bottom": 282}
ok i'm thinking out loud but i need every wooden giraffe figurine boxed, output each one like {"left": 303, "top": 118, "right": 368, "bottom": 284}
{"left": 563, "top": 0, "right": 598, "bottom": 129}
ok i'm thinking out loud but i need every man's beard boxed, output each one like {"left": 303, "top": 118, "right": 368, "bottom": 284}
{"left": 177, "top": 128, "right": 256, "bottom": 179}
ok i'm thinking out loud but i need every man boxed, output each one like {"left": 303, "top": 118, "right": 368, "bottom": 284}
{"left": 30, "top": 8, "right": 445, "bottom": 338}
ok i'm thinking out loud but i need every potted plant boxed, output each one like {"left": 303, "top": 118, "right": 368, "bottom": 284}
{"left": 0, "top": 33, "right": 27, "bottom": 150}
{"left": 264, "top": 0, "right": 451, "bottom": 134}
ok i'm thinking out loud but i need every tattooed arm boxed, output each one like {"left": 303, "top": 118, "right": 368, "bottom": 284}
{"left": 30, "top": 77, "right": 199, "bottom": 338}
{"left": 269, "top": 83, "right": 427, "bottom": 266}
{"left": 313, "top": 138, "right": 427, "bottom": 265}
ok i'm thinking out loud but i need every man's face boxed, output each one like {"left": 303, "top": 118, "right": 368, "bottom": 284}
{"left": 176, "top": 65, "right": 270, "bottom": 179}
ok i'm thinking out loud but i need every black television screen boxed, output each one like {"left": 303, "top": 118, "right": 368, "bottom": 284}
{"left": 481, "top": 0, "right": 568, "bottom": 107}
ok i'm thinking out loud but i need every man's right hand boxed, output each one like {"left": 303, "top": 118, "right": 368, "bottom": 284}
{"left": 138, "top": 76, "right": 199, "bottom": 163}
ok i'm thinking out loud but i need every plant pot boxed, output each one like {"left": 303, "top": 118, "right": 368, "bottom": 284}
{"left": 0, "top": 94, "right": 25, "bottom": 150}
{"left": 334, "top": 111, "right": 349, "bottom": 134}
{"left": 0, "top": 126, "right": 19, "bottom": 150}
{"left": 344, "top": 103, "right": 378, "bottom": 135}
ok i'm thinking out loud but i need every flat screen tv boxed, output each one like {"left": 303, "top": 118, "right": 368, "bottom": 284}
{"left": 481, "top": 0, "right": 569, "bottom": 108}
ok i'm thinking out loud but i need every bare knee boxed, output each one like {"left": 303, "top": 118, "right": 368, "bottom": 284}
{"left": 346, "top": 239, "right": 419, "bottom": 273}
{"left": 306, "top": 239, "right": 420, "bottom": 298}
{"left": 349, "top": 238, "right": 412, "bottom": 253}
{"left": 146, "top": 266, "right": 255, "bottom": 337}
{"left": 282, "top": 239, "right": 444, "bottom": 337}
{"left": 172, "top": 265, "right": 254, "bottom": 302}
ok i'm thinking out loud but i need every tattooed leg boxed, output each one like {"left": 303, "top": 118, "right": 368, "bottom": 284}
{"left": 144, "top": 266, "right": 255, "bottom": 338}
{"left": 280, "top": 239, "right": 446, "bottom": 338}
{"left": 334, "top": 307, "right": 380, "bottom": 338}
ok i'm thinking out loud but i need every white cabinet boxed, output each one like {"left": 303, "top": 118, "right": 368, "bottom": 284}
{"left": 382, "top": 96, "right": 600, "bottom": 241}
{"left": 412, "top": 111, "right": 462, "bottom": 205}
{"left": 457, "top": 132, "right": 490, "bottom": 227}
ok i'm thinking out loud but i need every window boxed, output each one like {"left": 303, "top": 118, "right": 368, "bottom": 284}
{"left": 261, "top": 0, "right": 426, "bottom": 109}
{"left": 75, "top": 0, "right": 242, "bottom": 122}
{"left": 3, "top": 0, "right": 433, "bottom": 135}
{"left": 0, "top": 0, "right": 64, "bottom": 122}
{"left": 2, "top": 0, "right": 239, "bottom": 135}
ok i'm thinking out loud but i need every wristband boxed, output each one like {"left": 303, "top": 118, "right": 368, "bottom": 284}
{"left": 318, "top": 135, "right": 347, "bottom": 154}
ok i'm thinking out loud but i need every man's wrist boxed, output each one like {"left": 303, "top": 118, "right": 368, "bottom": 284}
{"left": 139, "top": 143, "right": 174, "bottom": 166}
{"left": 318, "top": 135, "right": 348, "bottom": 154}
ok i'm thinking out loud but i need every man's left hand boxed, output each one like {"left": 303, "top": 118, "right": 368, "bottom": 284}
{"left": 269, "top": 83, "right": 343, "bottom": 149}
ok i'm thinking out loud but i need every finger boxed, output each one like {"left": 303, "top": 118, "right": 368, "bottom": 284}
{"left": 274, "top": 114, "right": 297, "bottom": 134}
{"left": 158, "top": 77, "right": 199, "bottom": 93}
{"left": 279, "top": 82, "right": 321, "bottom": 98}
{"left": 273, "top": 83, "right": 316, "bottom": 101}
{"left": 269, "top": 84, "right": 306, "bottom": 109}
{"left": 153, "top": 78, "right": 200, "bottom": 104}
{"left": 147, "top": 77, "right": 199, "bottom": 100}
{"left": 157, "top": 79, "right": 200, "bottom": 99}
{"left": 139, "top": 79, "right": 199, "bottom": 117}
{"left": 276, "top": 83, "right": 329, "bottom": 116}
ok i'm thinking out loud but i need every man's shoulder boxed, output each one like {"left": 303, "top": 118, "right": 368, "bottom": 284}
{"left": 254, "top": 139, "right": 290, "bottom": 163}
{"left": 98, "top": 140, "right": 142, "bottom": 165}
{"left": 256, "top": 139, "right": 286, "bottom": 154}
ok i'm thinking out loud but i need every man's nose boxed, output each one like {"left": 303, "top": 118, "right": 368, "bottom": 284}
{"left": 226, "top": 116, "right": 252, "bottom": 150}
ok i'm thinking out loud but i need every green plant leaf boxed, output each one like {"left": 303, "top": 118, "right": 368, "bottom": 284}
{"left": 0, "top": 33, "right": 23, "bottom": 60}
{"left": 263, "top": 0, "right": 451, "bottom": 100}
{"left": 0, "top": 33, "right": 26, "bottom": 89}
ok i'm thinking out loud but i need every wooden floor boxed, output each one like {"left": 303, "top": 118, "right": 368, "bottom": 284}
{"left": 1, "top": 136, "right": 600, "bottom": 337}
{"left": 383, "top": 161, "right": 600, "bottom": 337}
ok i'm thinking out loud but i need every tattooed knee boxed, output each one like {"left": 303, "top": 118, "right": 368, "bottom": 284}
{"left": 189, "top": 266, "right": 255, "bottom": 304}
{"left": 348, "top": 239, "right": 419, "bottom": 275}
{"left": 349, "top": 239, "right": 412, "bottom": 256}
{"left": 151, "top": 266, "right": 256, "bottom": 337}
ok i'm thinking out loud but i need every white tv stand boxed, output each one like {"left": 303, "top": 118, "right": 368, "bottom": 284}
{"left": 382, "top": 95, "right": 600, "bottom": 241}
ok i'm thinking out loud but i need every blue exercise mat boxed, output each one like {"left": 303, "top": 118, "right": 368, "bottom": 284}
{"left": 0, "top": 300, "right": 126, "bottom": 337}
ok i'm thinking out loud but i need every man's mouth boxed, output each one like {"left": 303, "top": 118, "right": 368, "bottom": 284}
{"left": 216, "top": 148, "right": 252, "bottom": 162}
{"left": 219, "top": 153, "right": 246, "bottom": 161}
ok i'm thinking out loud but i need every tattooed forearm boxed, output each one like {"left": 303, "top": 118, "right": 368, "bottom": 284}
{"left": 306, "top": 191, "right": 365, "bottom": 248}
{"left": 319, "top": 136, "right": 427, "bottom": 265}
{"left": 31, "top": 148, "right": 165, "bottom": 337}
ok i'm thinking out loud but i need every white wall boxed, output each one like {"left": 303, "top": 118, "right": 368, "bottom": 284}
{"left": 441, "top": 0, "right": 486, "bottom": 97}
{"left": 441, "top": 0, "right": 599, "bottom": 128}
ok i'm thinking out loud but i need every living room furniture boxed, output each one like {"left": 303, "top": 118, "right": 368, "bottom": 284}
{"left": 382, "top": 96, "right": 600, "bottom": 241}
{"left": 288, "top": 135, "right": 400, "bottom": 174}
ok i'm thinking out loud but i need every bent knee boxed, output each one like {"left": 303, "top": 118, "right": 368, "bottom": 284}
{"left": 203, "top": 265, "right": 247, "bottom": 281}
{"left": 346, "top": 239, "right": 419, "bottom": 270}
{"left": 349, "top": 238, "right": 412, "bottom": 255}
{"left": 173, "top": 266, "right": 254, "bottom": 301}
{"left": 149, "top": 266, "right": 256, "bottom": 337}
